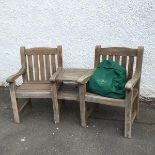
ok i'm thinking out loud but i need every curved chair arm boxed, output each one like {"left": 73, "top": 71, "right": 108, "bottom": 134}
{"left": 125, "top": 72, "right": 141, "bottom": 90}
{"left": 49, "top": 67, "right": 62, "bottom": 82}
{"left": 6, "top": 68, "right": 26, "bottom": 83}
{"left": 77, "top": 69, "right": 95, "bottom": 84}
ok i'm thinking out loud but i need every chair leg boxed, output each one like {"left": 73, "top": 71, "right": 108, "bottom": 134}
{"left": 125, "top": 90, "right": 133, "bottom": 138}
{"left": 80, "top": 99, "right": 86, "bottom": 127}
{"left": 9, "top": 83, "right": 20, "bottom": 123}
{"left": 51, "top": 83, "right": 60, "bottom": 123}
{"left": 125, "top": 107, "right": 132, "bottom": 138}
{"left": 79, "top": 84, "right": 86, "bottom": 127}
{"left": 135, "top": 94, "right": 139, "bottom": 119}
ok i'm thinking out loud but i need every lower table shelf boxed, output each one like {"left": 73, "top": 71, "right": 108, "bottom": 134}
{"left": 58, "top": 83, "right": 79, "bottom": 101}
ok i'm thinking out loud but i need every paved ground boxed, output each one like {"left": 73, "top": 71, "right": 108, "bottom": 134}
{"left": 0, "top": 88, "right": 155, "bottom": 155}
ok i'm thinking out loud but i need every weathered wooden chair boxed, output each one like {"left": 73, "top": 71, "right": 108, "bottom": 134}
{"left": 6, "top": 46, "right": 63, "bottom": 123}
{"left": 78, "top": 45, "right": 144, "bottom": 138}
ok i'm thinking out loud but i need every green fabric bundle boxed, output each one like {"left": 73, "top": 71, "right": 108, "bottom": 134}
{"left": 87, "top": 60, "right": 127, "bottom": 99}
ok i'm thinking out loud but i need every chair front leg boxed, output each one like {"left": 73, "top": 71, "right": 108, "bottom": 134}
{"left": 51, "top": 82, "right": 60, "bottom": 123}
{"left": 79, "top": 84, "right": 87, "bottom": 127}
{"left": 9, "top": 83, "right": 20, "bottom": 123}
{"left": 125, "top": 90, "right": 133, "bottom": 138}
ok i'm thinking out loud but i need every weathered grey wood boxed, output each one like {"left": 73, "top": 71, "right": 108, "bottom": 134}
{"left": 135, "top": 46, "right": 144, "bottom": 119}
{"left": 28, "top": 55, "right": 34, "bottom": 81}
{"left": 79, "top": 84, "right": 86, "bottom": 127}
{"left": 108, "top": 55, "right": 113, "bottom": 61}
{"left": 101, "top": 47, "right": 137, "bottom": 56}
{"left": 19, "top": 100, "right": 30, "bottom": 113}
{"left": 7, "top": 46, "right": 63, "bottom": 123}
{"left": 51, "top": 83, "right": 60, "bottom": 123}
{"left": 78, "top": 45, "right": 144, "bottom": 138}
{"left": 86, "top": 93, "right": 125, "bottom": 107}
{"left": 57, "top": 46, "right": 63, "bottom": 67}
{"left": 25, "top": 48, "right": 57, "bottom": 55}
{"left": 128, "top": 56, "right": 134, "bottom": 80}
{"left": 45, "top": 55, "right": 50, "bottom": 80}
{"left": 57, "top": 83, "right": 79, "bottom": 100}
{"left": 51, "top": 54, "right": 56, "bottom": 74}
{"left": 115, "top": 55, "right": 120, "bottom": 63}
{"left": 85, "top": 103, "right": 96, "bottom": 120}
{"left": 20, "top": 47, "right": 27, "bottom": 81}
{"left": 125, "top": 90, "right": 133, "bottom": 138}
{"left": 131, "top": 110, "right": 137, "bottom": 124}
{"left": 33, "top": 55, "right": 39, "bottom": 80}
{"left": 121, "top": 56, "right": 127, "bottom": 68}
{"left": 6, "top": 68, "right": 26, "bottom": 83}
{"left": 95, "top": 45, "right": 101, "bottom": 68}
{"left": 39, "top": 54, "right": 45, "bottom": 80}
{"left": 57, "top": 69, "right": 92, "bottom": 82}
{"left": 9, "top": 83, "right": 20, "bottom": 123}
{"left": 102, "top": 54, "right": 106, "bottom": 61}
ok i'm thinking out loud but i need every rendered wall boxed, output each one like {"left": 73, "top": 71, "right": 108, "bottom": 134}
{"left": 0, "top": 0, "right": 155, "bottom": 97}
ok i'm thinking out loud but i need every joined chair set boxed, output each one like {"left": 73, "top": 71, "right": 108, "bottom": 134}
{"left": 6, "top": 45, "right": 144, "bottom": 138}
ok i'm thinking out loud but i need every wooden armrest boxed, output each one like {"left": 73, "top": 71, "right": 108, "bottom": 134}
{"left": 6, "top": 68, "right": 26, "bottom": 83}
{"left": 50, "top": 67, "right": 62, "bottom": 82}
{"left": 125, "top": 72, "right": 141, "bottom": 90}
{"left": 77, "top": 69, "right": 95, "bottom": 84}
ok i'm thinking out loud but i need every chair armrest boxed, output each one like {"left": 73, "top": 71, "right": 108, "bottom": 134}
{"left": 49, "top": 67, "right": 62, "bottom": 82}
{"left": 6, "top": 68, "right": 26, "bottom": 83}
{"left": 77, "top": 69, "right": 95, "bottom": 84}
{"left": 125, "top": 72, "right": 141, "bottom": 90}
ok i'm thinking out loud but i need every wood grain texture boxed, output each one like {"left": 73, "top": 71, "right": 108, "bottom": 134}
{"left": 45, "top": 55, "right": 50, "bottom": 80}
{"left": 51, "top": 54, "right": 56, "bottom": 74}
{"left": 57, "top": 46, "right": 63, "bottom": 67}
{"left": 25, "top": 48, "right": 56, "bottom": 55}
{"left": 28, "top": 55, "right": 34, "bottom": 81}
{"left": 20, "top": 47, "right": 28, "bottom": 81}
{"left": 128, "top": 56, "right": 134, "bottom": 80}
{"left": 80, "top": 45, "right": 144, "bottom": 138}
{"left": 7, "top": 46, "right": 63, "bottom": 123}
{"left": 39, "top": 54, "right": 45, "bottom": 80}
{"left": 33, "top": 55, "right": 39, "bottom": 80}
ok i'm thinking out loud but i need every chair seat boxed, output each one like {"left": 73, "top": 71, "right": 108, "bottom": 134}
{"left": 85, "top": 88, "right": 138, "bottom": 108}
{"left": 16, "top": 82, "right": 51, "bottom": 98}
{"left": 16, "top": 82, "right": 79, "bottom": 100}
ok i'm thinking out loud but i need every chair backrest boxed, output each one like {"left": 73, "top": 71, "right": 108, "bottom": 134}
{"left": 94, "top": 46, "right": 144, "bottom": 80}
{"left": 20, "top": 46, "right": 63, "bottom": 82}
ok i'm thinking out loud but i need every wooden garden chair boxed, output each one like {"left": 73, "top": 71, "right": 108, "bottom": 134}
{"left": 78, "top": 45, "right": 144, "bottom": 138}
{"left": 6, "top": 46, "right": 63, "bottom": 123}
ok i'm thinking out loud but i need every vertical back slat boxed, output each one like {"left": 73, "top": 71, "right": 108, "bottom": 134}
{"left": 45, "top": 55, "right": 50, "bottom": 79}
{"left": 115, "top": 55, "right": 120, "bottom": 63}
{"left": 28, "top": 55, "right": 34, "bottom": 81}
{"left": 109, "top": 55, "right": 113, "bottom": 60}
{"left": 57, "top": 46, "right": 63, "bottom": 67}
{"left": 121, "top": 56, "right": 127, "bottom": 68}
{"left": 128, "top": 56, "right": 134, "bottom": 80}
{"left": 20, "top": 47, "right": 28, "bottom": 82}
{"left": 33, "top": 55, "right": 39, "bottom": 81}
{"left": 51, "top": 54, "right": 56, "bottom": 74}
{"left": 39, "top": 55, "right": 45, "bottom": 80}
{"left": 136, "top": 46, "right": 144, "bottom": 72}
{"left": 102, "top": 55, "right": 106, "bottom": 61}
{"left": 95, "top": 45, "right": 101, "bottom": 67}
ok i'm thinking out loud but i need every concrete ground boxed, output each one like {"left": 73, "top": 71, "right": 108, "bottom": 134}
{"left": 0, "top": 88, "right": 155, "bottom": 155}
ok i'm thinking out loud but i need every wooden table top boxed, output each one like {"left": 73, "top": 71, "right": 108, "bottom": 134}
{"left": 56, "top": 68, "right": 93, "bottom": 82}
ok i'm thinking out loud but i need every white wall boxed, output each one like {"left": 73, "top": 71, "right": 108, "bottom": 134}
{"left": 0, "top": 0, "right": 155, "bottom": 97}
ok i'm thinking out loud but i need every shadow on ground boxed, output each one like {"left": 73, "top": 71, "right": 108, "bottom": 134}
{"left": 0, "top": 88, "right": 155, "bottom": 155}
